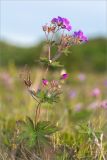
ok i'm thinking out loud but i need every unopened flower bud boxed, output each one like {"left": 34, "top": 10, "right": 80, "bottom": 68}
{"left": 42, "top": 25, "right": 48, "bottom": 32}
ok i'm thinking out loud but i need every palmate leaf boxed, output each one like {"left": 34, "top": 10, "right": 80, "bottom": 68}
{"left": 36, "top": 90, "right": 61, "bottom": 104}
{"left": 36, "top": 121, "right": 59, "bottom": 135}
{"left": 35, "top": 121, "right": 59, "bottom": 146}
{"left": 17, "top": 117, "right": 37, "bottom": 148}
{"left": 36, "top": 89, "right": 46, "bottom": 100}
{"left": 62, "top": 48, "right": 71, "bottom": 56}
{"left": 17, "top": 117, "right": 59, "bottom": 148}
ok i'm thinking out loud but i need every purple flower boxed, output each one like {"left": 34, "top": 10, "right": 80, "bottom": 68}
{"left": 0, "top": 72, "right": 13, "bottom": 87}
{"left": 104, "top": 80, "right": 107, "bottom": 87}
{"left": 91, "top": 88, "right": 101, "bottom": 97}
{"left": 42, "top": 79, "right": 48, "bottom": 86}
{"left": 51, "top": 18, "right": 58, "bottom": 24}
{"left": 101, "top": 100, "right": 107, "bottom": 109}
{"left": 77, "top": 73, "right": 86, "bottom": 81}
{"left": 51, "top": 16, "right": 63, "bottom": 26}
{"left": 74, "top": 103, "right": 82, "bottom": 112}
{"left": 51, "top": 16, "right": 72, "bottom": 31}
{"left": 66, "top": 25, "right": 72, "bottom": 31}
{"left": 61, "top": 73, "right": 68, "bottom": 80}
{"left": 88, "top": 101, "right": 100, "bottom": 110}
{"left": 62, "top": 18, "right": 72, "bottom": 31}
{"left": 69, "top": 90, "right": 77, "bottom": 99}
{"left": 73, "top": 30, "right": 88, "bottom": 42}
{"left": 57, "top": 16, "right": 64, "bottom": 26}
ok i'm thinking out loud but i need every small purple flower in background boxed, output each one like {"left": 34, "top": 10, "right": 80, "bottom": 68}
{"left": 88, "top": 101, "right": 100, "bottom": 110}
{"left": 91, "top": 88, "right": 101, "bottom": 97}
{"left": 69, "top": 90, "right": 77, "bottom": 99}
{"left": 74, "top": 103, "right": 82, "bottom": 112}
{"left": 61, "top": 73, "right": 68, "bottom": 80}
{"left": 77, "top": 73, "right": 86, "bottom": 82}
{"left": 73, "top": 30, "right": 88, "bottom": 42}
{"left": 42, "top": 79, "right": 48, "bottom": 86}
{"left": 104, "top": 80, "right": 107, "bottom": 87}
{"left": 101, "top": 100, "right": 107, "bottom": 109}
{"left": 0, "top": 72, "right": 13, "bottom": 87}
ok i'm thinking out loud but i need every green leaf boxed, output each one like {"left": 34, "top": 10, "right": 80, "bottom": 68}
{"left": 50, "top": 61, "right": 63, "bottom": 68}
{"left": 39, "top": 57, "right": 49, "bottom": 66}
{"left": 17, "top": 118, "right": 59, "bottom": 148}
{"left": 36, "top": 90, "right": 61, "bottom": 104}
{"left": 36, "top": 121, "right": 59, "bottom": 135}
{"left": 26, "top": 116, "right": 34, "bottom": 129}
{"left": 63, "top": 48, "right": 71, "bottom": 56}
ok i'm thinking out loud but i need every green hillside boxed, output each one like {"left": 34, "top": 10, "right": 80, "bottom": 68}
{"left": 0, "top": 38, "right": 107, "bottom": 72}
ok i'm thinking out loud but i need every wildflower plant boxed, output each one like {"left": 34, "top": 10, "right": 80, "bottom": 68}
{"left": 16, "top": 16, "right": 87, "bottom": 156}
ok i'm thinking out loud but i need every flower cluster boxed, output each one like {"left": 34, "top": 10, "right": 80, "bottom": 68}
{"left": 24, "top": 72, "right": 68, "bottom": 104}
{"left": 42, "top": 16, "right": 87, "bottom": 44}
{"left": 42, "top": 16, "right": 87, "bottom": 63}
{"left": 73, "top": 30, "right": 88, "bottom": 43}
{"left": 51, "top": 16, "right": 72, "bottom": 31}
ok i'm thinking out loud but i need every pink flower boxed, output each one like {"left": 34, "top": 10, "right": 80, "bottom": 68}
{"left": 77, "top": 73, "right": 86, "bottom": 81}
{"left": 74, "top": 103, "right": 82, "bottom": 112}
{"left": 91, "top": 88, "right": 101, "bottom": 97}
{"left": 101, "top": 100, "right": 107, "bottom": 109}
{"left": 42, "top": 79, "right": 48, "bottom": 86}
{"left": 69, "top": 90, "right": 77, "bottom": 99}
{"left": 88, "top": 101, "right": 100, "bottom": 110}
{"left": 0, "top": 72, "right": 13, "bottom": 87}
{"left": 61, "top": 73, "right": 68, "bottom": 80}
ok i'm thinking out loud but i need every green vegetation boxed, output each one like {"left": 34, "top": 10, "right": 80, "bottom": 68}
{"left": 0, "top": 37, "right": 107, "bottom": 72}
{"left": 0, "top": 66, "right": 107, "bottom": 159}
{"left": 0, "top": 37, "right": 107, "bottom": 159}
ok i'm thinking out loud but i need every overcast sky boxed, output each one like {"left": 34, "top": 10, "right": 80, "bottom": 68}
{"left": 0, "top": 0, "right": 107, "bottom": 46}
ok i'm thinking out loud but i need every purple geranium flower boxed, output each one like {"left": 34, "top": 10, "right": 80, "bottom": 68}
{"left": 62, "top": 18, "right": 72, "bottom": 31}
{"left": 57, "top": 16, "right": 63, "bottom": 26}
{"left": 51, "top": 16, "right": 63, "bottom": 26}
{"left": 73, "top": 30, "right": 88, "bottom": 42}
{"left": 51, "top": 16, "right": 72, "bottom": 31}
{"left": 51, "top": 18, "right": 58, "bottom": 24}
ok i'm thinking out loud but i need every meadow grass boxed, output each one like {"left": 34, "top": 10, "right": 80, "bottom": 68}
{"left": 0, "top": 65, "right": 107, "bottom": 159}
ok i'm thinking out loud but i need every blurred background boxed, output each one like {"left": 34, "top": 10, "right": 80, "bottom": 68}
{"left": 0, "top": 0, "right": 107, "bottom": 72}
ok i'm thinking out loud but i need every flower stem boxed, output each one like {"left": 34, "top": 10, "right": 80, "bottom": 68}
{"left": 48, "top": 45, "right": 51, "bottom": 61}
{"left": 35, "top": 102, "right": 41, "bottom": 125}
